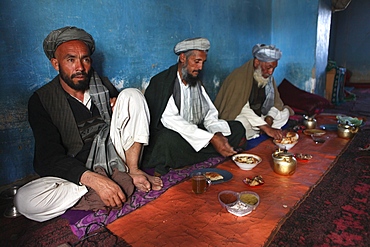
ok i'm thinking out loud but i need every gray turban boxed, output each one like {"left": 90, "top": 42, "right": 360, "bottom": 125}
{"left": 174, "top": 37, "right": 210, "bottom": 55}
{"left": 43, "top": 26, "right": 95, "bottom": 60}
{"left": 252, "top": 44, "right": 282, "bottom": 62}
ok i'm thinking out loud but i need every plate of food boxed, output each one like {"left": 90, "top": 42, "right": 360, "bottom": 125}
{"left": 218, "top": 190, "right": 260, "bottom": 217}
{"left": 303, "top": 129, "right": 326, "bottom": 136}
{"left": 191, "top": 168, "right": 233, "bottom": 184}
{"left": 232, "top": 153, "right": 262, "bottom": 170}
{"left": 243, "top": 175, "right": 265, "bottom": 187}
{"left": 273, "top": 132, "right": 299, "bottom": 150}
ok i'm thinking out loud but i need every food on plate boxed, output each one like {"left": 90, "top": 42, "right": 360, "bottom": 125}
{"left": 244, "top": 175, "right": 265, "bottom": 186}
{"left": 205, "top": 172, "right": 224, "bottom": 181}
{"left": 274, "top": 132, "right": 298, "bottom": 144}
{"left": 219, "top": 192, "right": 238, "bottom": 205}
{"left": 234, "top": 155, "right": 259, "bottom": 164}
{"left": 240, "top": 193, "right": 259, "bottom": 205}
{"left": 295, "top": 153, "right": 313, "bottom": 160}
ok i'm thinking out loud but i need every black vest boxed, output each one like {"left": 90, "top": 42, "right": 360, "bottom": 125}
{"left": 249, "top": 80, "right": 266, "bottom": 116}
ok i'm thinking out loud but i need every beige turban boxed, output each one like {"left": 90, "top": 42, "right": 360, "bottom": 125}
{"left": 252, "top": 44, "right": 282, "bottom": 62}
{"left": 43, "top": 26, "right": 95, "bottom": 60}
{"left": 174, "top": 37, "right": 210, "bottom": 55}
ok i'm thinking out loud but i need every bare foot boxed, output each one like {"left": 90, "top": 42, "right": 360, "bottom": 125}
{"left": 130, "top": 169, "right": 163, "bottom": 191}
{"left": 129, "top": 173, "right": 151, "bottom": 192}
{"left": 147, "top": 175, "right": 163, "bottom": 191}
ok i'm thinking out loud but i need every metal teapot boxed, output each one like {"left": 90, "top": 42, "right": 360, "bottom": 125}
{"left": 271, "top": 149, "right": 297, "bottom": 176}
{"left": 337, "top": 123, "right": 359, "bottom": 139}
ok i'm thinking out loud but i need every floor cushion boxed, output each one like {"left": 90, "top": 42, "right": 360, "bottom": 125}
{"left": 278, "top": 78, "right": 333, "bottom": 116}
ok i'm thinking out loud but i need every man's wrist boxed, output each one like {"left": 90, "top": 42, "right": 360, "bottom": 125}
{"left": 265, "top": 116, "right": 273, "bottom": 121}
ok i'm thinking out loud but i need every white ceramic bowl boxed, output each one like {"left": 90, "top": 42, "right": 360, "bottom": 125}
{"left": 232, "top": 153, "right": 262, "bottom": 170}
{"left": 273, "top": 132, "right": 299, "bottom": 150}
{"left": 273, "top": 140, "right": 298, "bottom": 150}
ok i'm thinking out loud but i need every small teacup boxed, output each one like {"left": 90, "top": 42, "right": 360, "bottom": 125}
{"left": 192, "top": 172, "right": 211, "bottom": 194}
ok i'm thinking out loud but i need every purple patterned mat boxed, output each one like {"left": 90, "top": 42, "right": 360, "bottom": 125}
{"left": 63, "top": 156, "right": 225, "bottom": 239}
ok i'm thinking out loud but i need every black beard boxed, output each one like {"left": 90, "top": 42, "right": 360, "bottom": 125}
{"left": 59, "top": 68, "right": 91, "bottom": 91}
{"left": 181, "top": 66, "right": 200, "bottom": 87}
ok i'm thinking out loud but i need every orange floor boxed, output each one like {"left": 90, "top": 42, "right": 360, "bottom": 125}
{"left": 108, "top": 116, "right": 349, "bottom": 247}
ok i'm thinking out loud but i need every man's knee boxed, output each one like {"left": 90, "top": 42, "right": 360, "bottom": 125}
{"left": 14, "top": 177, "right": 88, "bottom": 222}
{"left": 118, "top": 88, "right": 144, "bottom": 100}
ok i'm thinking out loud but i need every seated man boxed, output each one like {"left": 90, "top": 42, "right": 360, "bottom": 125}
{"left": 14, "top": 26, "right": 162, "bottom": 222}
{"left": 141, "top": 37, "right": 246, "bottom": 175}
{"left": 214, "top": 44, "right": 294, "bottom": 140}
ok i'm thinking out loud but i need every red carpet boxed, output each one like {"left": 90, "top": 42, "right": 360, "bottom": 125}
{"left": 265, "top": 127, "right": 370, "bottom": 246}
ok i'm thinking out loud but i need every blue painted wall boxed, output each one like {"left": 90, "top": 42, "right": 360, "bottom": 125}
{"left": 0, "top": 0, "right": 337, "bottom": 186}
{"left": 329, "top": 0, "right": 370, "bottom": 83}
{"left": 272, "top": 0, "right": 331, "bottom": 95}
{"left": 272, "top": 0, "right": 319, "bottom": 91}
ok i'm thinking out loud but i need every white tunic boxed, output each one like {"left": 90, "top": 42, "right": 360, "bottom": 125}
{"left": 161, "top": 73, "right": 231, "bottom": 152}
{"left": 236, "top": 102, "right": 290, "bottom": 140}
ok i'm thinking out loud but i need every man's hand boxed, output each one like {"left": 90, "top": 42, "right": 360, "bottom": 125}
{"left": 260, "top": 124, "right": 283, "bottom": 140}
{"left": 80, "top": 170, "right": 126, "bottom": 208}
{"left": 210, "top": 132, "right": 237, "bottom": 157}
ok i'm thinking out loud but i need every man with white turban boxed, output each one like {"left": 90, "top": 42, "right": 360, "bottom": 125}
{"left": 214, "top": 44, "right": 294, "bottom": 140}
{"left": 141, "top": 37, "right": 246, "bottom": 175}
{"left": 14, "top": 26, "right": 162, "bottom": 222}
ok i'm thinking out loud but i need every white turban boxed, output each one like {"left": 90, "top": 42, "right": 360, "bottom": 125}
{"left": 174, "top": 37, "right": 210, "bottom": 55}
{"left": 252, "top": 44, "right": 282, "bottom": 62}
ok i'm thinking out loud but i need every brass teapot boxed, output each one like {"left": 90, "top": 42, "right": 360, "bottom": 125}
{"left": 271, "top": 149, "right": 297, "bottom": 176}
{"left": 337, "top": 123, "right": 359, "bottom": 139}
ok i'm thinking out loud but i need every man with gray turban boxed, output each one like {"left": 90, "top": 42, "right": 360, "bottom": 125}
{"left": 141, "top": 37, "right": 245, "bottom": 175}
{"left": 14, "top": 26, "right": 162, "bottom": 222}
{"left": 214, "top": 44, "right": 294, "bottom": 140}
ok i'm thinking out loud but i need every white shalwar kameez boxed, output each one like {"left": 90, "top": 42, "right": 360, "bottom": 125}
{"left": 235, "top": 102, "right": 290, "bottom": 140}
{"left": 160, "top": 73, "right": 231, "bottom": 152}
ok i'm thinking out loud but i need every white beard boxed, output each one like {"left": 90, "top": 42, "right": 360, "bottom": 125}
{"left": 253, "top": 66, "right": 269, "bottom": 88}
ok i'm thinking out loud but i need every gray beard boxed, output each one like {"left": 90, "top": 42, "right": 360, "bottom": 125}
{"left": 253, "top": 67, "right": 269, "bottom": 88}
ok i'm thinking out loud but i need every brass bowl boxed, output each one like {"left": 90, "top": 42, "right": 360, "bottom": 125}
{"left": 271, "top": 151, "right": 297, "bottom": 176}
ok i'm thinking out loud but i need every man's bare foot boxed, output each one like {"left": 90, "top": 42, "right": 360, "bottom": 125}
{"left": 147, "top": 175, "right": 163, "bottom": 191}
{"left": 130, "top": 169, "right": 163, "bottom": 191}
{"left": 129, "top": 173, "right": 151, "bottom": 192}
{"left": 130, "top": 169, "right": 163, "bottom": 190}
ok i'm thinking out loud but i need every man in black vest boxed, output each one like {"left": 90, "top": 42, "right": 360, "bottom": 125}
{"left": 142, "top": 37, "right": 246, "bottom": 175}
{"left": 14, "top": 26, "right": 162, "bottom": 222}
